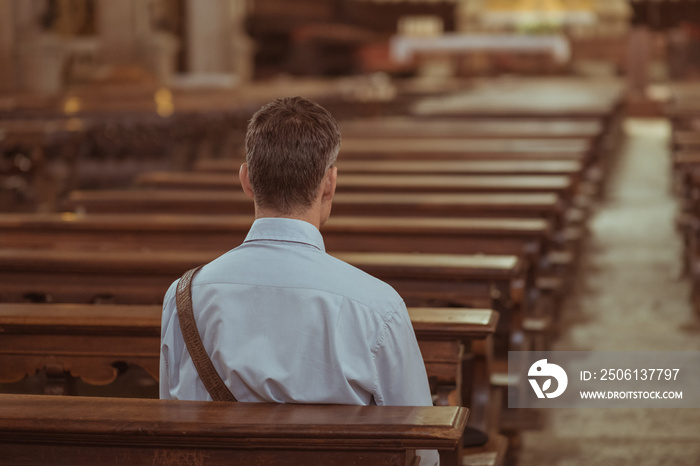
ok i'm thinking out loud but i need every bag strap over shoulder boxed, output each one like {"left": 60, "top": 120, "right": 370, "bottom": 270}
{"left": 176, "top": 266, "right": 237, "bottom": 402}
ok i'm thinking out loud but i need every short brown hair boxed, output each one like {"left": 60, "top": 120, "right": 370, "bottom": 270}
{"left": 245, "top": 96, "right": 341, "bottom": 213}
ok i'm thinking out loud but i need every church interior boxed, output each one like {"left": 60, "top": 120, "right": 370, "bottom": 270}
{"left": 1, "top": 0, "right": 700, "bottom": 465}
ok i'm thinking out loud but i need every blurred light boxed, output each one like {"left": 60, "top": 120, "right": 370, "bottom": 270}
{"left": 60, "top": 212, "right": 79, "bottom": 222}
{"left": 63, "top": 96, "right": 81, "bottom": 115}
{"left": 482, "top": 0, "right": 597, "bottom": 28}
{"left": 155, "top": 87, "right": 174, "bottom": 117}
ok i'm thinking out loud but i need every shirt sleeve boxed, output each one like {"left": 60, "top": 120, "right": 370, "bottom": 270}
{"left": 372, "top": 300, "right": 439, "bottom": 466}
{"left": 372, "top": 299, "right": 433, "bottom": 407}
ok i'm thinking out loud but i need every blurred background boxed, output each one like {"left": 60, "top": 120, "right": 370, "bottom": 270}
{"left": 2, "top": 2, "right": 700, "bottom": 466}
{"left": 1, "top": 0, "right": 697, "bottom": 208}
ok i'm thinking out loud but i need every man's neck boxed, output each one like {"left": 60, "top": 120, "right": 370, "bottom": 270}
{"left": 254, "top": 206, "right": 323, "bottom": 230}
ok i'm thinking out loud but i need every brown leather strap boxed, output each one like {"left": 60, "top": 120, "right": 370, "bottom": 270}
{"left": 176, "top": 266, "right": 237, "bottom": 402}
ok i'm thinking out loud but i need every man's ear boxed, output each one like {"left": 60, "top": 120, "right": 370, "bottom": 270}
{"left": 322, "top": 166, "right": 337, "bottom": 201}
{"left": 239, "top": 163, "right": 254, "bottom": 199}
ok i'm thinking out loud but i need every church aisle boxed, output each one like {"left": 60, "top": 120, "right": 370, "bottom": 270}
{"left": 519, "top": 119, "right": 700, "bottom": 465}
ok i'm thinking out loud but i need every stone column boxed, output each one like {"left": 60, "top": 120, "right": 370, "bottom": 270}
{"left": 228, "top": 0, "right": 254, "bottom": 83}
{"left": 186, "top": 0, "right": 253, "bottom": 83}
{"left": 13, "top": 0, "right": 65, "bottom": 94}
{"left": 96, "top": 0, "right": 179, "bottom": 84}
{"left": 187, "top": 0, "right": 226, "bottom": 73}
{"left": 97, "top": 0, "right": 139, "bottom": 64}
{"left": 135, "top": 0, "right": 179, "bottom": 84}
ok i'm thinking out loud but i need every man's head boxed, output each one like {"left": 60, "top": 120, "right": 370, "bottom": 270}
{"left": 242, "top": 97, "right": 341, "bottom": 219}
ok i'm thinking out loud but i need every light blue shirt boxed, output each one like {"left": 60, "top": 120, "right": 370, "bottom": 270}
{"left": 159, "top": 218, "right": 437, "bottom": 464}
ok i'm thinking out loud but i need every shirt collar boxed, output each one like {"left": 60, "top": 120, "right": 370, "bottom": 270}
{"left": 244, "top": 217, "right": 326, "bottom": 252}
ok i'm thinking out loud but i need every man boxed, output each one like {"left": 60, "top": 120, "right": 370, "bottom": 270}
{"left": 160, "top": 97, "right": 437, "bottom": 464}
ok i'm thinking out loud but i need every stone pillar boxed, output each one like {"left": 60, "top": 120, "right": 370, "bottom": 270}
{"left": 186, "top": 0, "right": 253, "bottom": 83}
{"left": 97, "top": 0, "right": 179, "bottom": 84}
{"left": 187, "top": 0, "right": 226, "bottom": 73}
{"left": 228, "top": 0, "right": 254, "bottom": 83}
{"left": 97, "top": 0, "right": 139, "bottom": 64}
{"left": 16, "top": 35, "right": 65, "bottom": 93}
{"left": 138, "top": 32, "right": 179, "bottom": 84}
{"left": 13, "top": 0, "right": 65, "bottom": 94}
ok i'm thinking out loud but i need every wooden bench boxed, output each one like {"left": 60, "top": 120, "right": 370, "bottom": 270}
{"left": 61, "top": 189, "right": 586, "bottom": 252}
{"left": 60, "top": 189, "right": 582, "bottom": 281}
{"left": 666, "top": 89, "right": 700, "bottom": 313}
{"left": 135, "top": 171, "right": 575, "bottom": 198}
{"left": 666, "top": 101, "right": 700, "bottom": 130}
{"left": 190, "top": 158, "right": 590, "bottom": 215}
{"left": 337, "top": 174, "right": 575, "bottom": 196}
{"left": 0, "top": 303, "right": 497, "bottom": 445}
{"left": 0, "top": 393, "right": 468, "bottom": 466}
{"left": 0, "top": 248, "right": 526, "bottom": 356}
{"left": 334, "top": 148, "right": 587, "bottom": 161}
{"left": 0, "top": 212, "right": 557, "bottom": 336}
{"left": 0, "top": 211, "right": 543, "bottom": 318}
{"left": 671, "top": 151, "right": 700, "bottom": 198}
{"left": 667, "top": 100, "right": 700, "bottom": 311}
{"left": 194, "top": 158, "right": 585, "bottom": 179}
{"left": 0, "top": 118, "right": 87, "bottom": 211}
{"left": 338, "top": 117, "right": 603, "bottom": 140}
{"left": 337, "top": 138, "right": 592, "bottom": 158}
{"left": 672, "top": 131, "right": 700, "bottom": 151}
{"left": 404, "top": 79, "right": 624, "bottom": 183}
{"left": 133, "top": 172, "right": 586, "bottom": 228}
{"left": 679, "top": 170, "right": 700, "bottom": 310}
{"left": 63, "top": 189, "right": 567, "bottom": 226}
{"left": 0, "top": 212, "right": 552, "bottom": 262}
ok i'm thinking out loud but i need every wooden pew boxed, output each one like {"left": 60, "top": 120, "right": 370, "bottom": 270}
{"left": 670, "top": 152, "right": 700, "bottom": 282}
{"left": 0, "top": 212, "right": 552, "bottom": 261}
{"left": 0, "top": 248, "right": 525, "bottom": 356}
{"left": 63, "top": 189, "right": 566, "bottom": 226}
{"left": 667, "top": 92, "right": 700, "bottom": 313}
{"left": 334, "top": 174, "right": 575, "bottom": 197}
{"left": 0, "top": 303, "right": 497, "bottom": 446}
{"left": 60, "top": 190, "right": 581, "bottom": 275}
{"left": 666, "top": 99, "right": 700, "bottom": 131}
{"left": 334, "top": 148, "right": 587, "bottom": 161}
{"left": 666, "top": 100, "right": 700, "bottom": 312}
{"left": 0, "top": 211, "right": 546, "bottom": 339}
{"left": 338, "top": 117, "right": 604, "bottom": 140}
{"left": 132, "top": 172, "right": 585, "bottom": 235}
{"left": 672, "top": 151, "right": 700, "bottom": 198}
{"left": 61, "top": 189, "right": 586, "bottom": 252}
{"left": 0, "top": 212, "right": 554, "bottom": 341}
{"left": 0, "top": 393, "right": 468, "bottom": 466}
{"left": 135, "top": 171, "right": 575, "bottom": 198}
{"left": 194, "top": 158, "right": 585, "bottom": 180}
{"left": 337, "top": 138, "right": 591, "bottom": 159}
{"left": 0, "top": 247, "right": 526, "bottom": 312}
{"left": 672, "top": 131, "right": 700, "bottom": 151}
{"left": 0, "top": 118, "right": 87, "bottom": 211}
{"left": 404, "top": 78, "right": 625, "bottom": 182}
{"left": 679, "top": 170, "right": 700, "bottom": 310}
{"left": 191, "top": 158, "right": 589, "bottom": 213}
